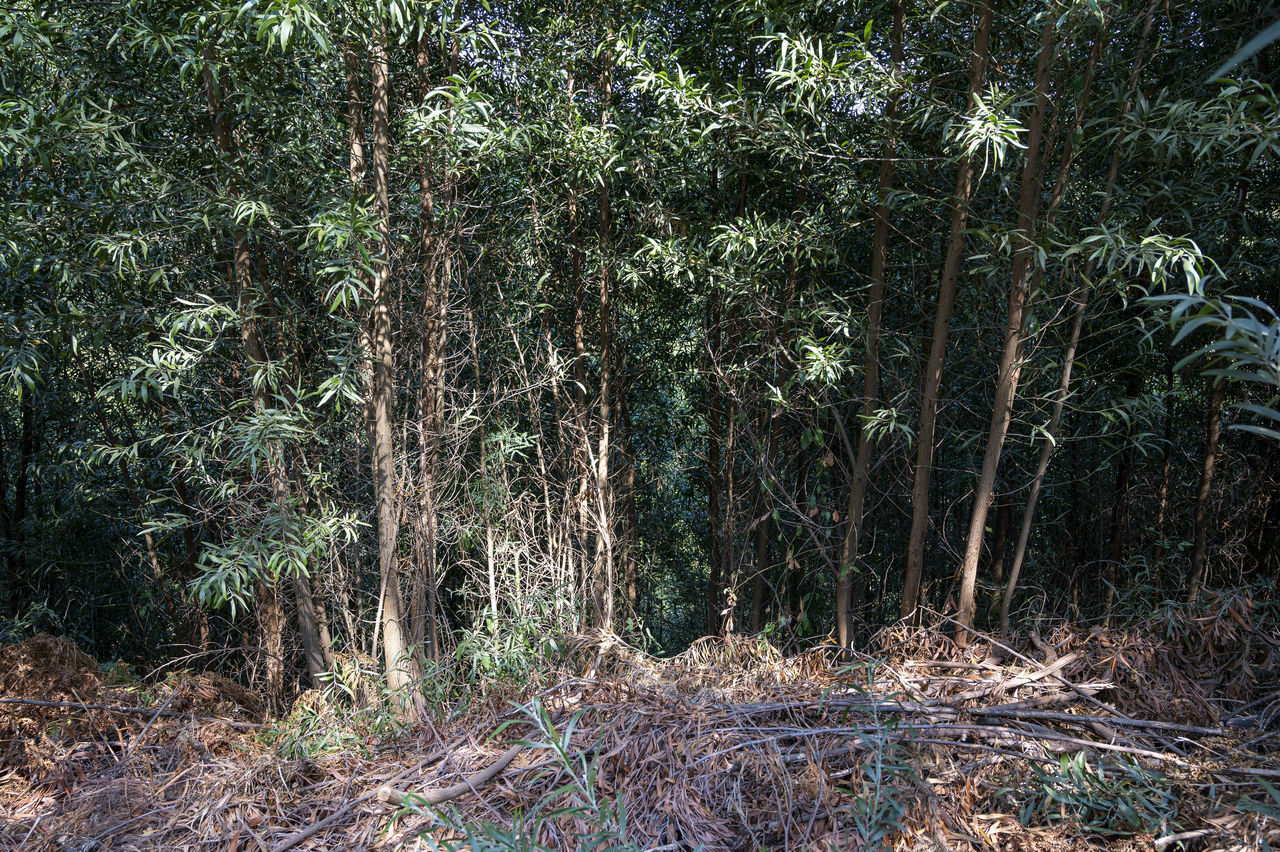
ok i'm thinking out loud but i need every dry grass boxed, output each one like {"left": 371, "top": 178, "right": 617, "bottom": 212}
{"left": 1, "top": 600, "right": 1277, "bottom": 851}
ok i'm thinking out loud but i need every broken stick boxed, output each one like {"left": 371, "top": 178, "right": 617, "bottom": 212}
{"left": 377, "top": 744, "right": 524, "bottom": 807}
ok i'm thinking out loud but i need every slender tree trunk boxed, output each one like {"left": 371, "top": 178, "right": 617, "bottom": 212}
{"left": 242, "top": 287, "right": 287, "bottom": 702}
{"left": 410, "top": 31, "right": 446, "bottom": 661}
{"left": 290, "top": 518, "right": 331, "bottom": 681}
{"left": 705, "top": 161, "right": 724, "bottom": 636}
{"left": 954, "top": 18, "right": 1056, "bottom": 642}
{"left": 749, "top": 545, "right": 767, "bottom": 632}
{"left": 1187, "top": 381, "right": 1224, "bottom": 602}
{"left": 1105, "top": 398, "right": 1136, "bottom": 622}
{"left": 1155, "top": 355, "right": 1175, "bottom": 548}
{"left": 511, "top": 275, "right": 559, "bottom": 600}
{"left": 751, "top": 191, "right": 801, "bottom": 633}
{"left": 463, "top": 280, "right": 498, "bottom": 621}
{"left": 569, "top": 186, "right": 593, "bottom": 611}
{"left": 988, "top": 498, "right": 1010, "bottom": 585}
{"left": 721, "top": 397, "right": 739, "bottom": 633}
{"left": 266, "top": 263, "right": 336, "bottom": 685}
{"left": 343, "top": 43, "right": 374, "bottom": 451}
{"left": 368, "top": 27, "right": 419, "bottom": 696}
{"left": 202, "top": 54, "right": 297, "bottom": 702}
{"left": 0, "top": 413, "right": 15, "bottom": 617}
{"left": 706, "top": 292, "right": 725, "bottom": 634}
{"left": 593, "top": 50, "right": 616, "bottom": 631}
{"left": 344, "top": 47, "right": 366, "bottom": 186}
{"left": 902, "top": 0, "right": 995, "bottom": 619}
{"left": 749, "top": 437, "right": 772, "bottom": 633}
{"left": 541, "top": 298, "right": 577, "bottom": 612}
{"left": 1000, "top": 299, "right": 1085, "bottom": 634}
{"left": 342, "top": 42, "right": 380, "bottom": 662}
{"left": 839, "top": 2, "right": 904, "bottom": 645}
{"left": 559, "top": 70, "right": 594, "bottom": 616}
{"left": 713, "top": 173, "right": 751, "bottom": 635}
{"left": 619, "top": 375, "right": 639, "bottom": 618}
{"left": 1001, "top": 0, "right": 1158, "bottom": 633}
{"left": 516, "top": 182, "right": 565, "bottom": 603}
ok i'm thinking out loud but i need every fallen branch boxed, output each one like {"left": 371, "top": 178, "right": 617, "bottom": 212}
{"left": 1154, "top": 828, "right": 1218, "bottom": 848}
{"left": 975, "top": 706, "right": 1225, "bottom": 736}
{"left": 377, "top": 744, "right": 524, "bottom": 807}
{"left": 947, "top": 652, "right": 1079, "bottom": 702}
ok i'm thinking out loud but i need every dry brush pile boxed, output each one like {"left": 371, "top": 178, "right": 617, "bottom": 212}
{"left": 1, "top": 597, "right": 1278, "bottom": 851}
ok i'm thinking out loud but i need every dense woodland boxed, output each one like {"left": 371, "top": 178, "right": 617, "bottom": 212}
{"left": 1, "top": 0, "right": 1278, "bottom": 713}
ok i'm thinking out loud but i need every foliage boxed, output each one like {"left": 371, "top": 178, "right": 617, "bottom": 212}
{"left": 421, "top": 699, "right": 640, "bottom": 852}
{"left": 1156, "top": 294, "right": 1280, "bottom": 439}
{"left": 1013, "top": 752, "right": 1181, "bottom": 838}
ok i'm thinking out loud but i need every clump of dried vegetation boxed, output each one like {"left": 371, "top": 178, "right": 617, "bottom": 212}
{"left": 1, "top": 596, "right": 1277, "bottom": 851}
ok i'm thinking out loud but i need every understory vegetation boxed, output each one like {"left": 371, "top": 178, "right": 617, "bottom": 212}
{"left": 0, "top": 0, "right": 1278, "bottom": 848}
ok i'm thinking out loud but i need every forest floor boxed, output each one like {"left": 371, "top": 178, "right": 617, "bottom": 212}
{"left": 1, "top": 598, "right": 1278, "bottom": 851}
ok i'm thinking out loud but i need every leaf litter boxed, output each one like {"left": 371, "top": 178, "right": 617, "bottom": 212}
{"left": 1, "top": 596, "right": 1277, "bottom": 851}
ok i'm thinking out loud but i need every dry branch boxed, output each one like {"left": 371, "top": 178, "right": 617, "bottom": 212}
{"left": 376, "top": 744, "right": 524, "bottom": 807}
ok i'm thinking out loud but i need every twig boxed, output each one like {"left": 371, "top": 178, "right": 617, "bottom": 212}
{"left": 122, "top": 690, "right": 178, "bottom": 762}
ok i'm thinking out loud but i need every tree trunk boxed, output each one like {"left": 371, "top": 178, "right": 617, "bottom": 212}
{"left": 1187, "top": 381, "right": 1224, "bottom": 602}
{"left": 988, "top": 498, "right": 1010, "bottom": 585}
{"left": 839, "top": 2, "right": 904, "bottom": 645}
{"left": 1103, "top": 371, "right": 1141, "bottom": 622}
{"left": 463, "top": 279, "right": 498, "bottom": 621}
{"left": 203, "top": 53, "right": 299, "bottom": 702}
{"left": 1155, "top": 355, "right": 1174, "bottom": 551}
{"left": 954, "top": 18, "right": 1056, "bottom": 643}
{"left": 749, "top": 411, "right": 777, "bottom": 634}
{"left": 369, "top": 27, "right": 419, "bottom": 697}
{"left": 0, "top": 412, "right": 14, "bottom": 617}
{"left": 721, "top": 397, "right": 739, "bottom": 633}
{"left": 619, "top": 373, "right": 639, "bottom": 619}
{"left": 1000, "top": 0, "right": 1157, "bottom": 634}
{"left": 569, "top": 173, "right": 593, "bottom": 613}
{"left": 902, "top": 0, "right": 995, "bottom": 620}
{"left": 1000, "top": 299, "right": 1085, "bottom": 635}
{"left": 594, "top": 49, "right": 615, "bottom": 631}
{"left": 751, "top": 193, "right": 801, "bottom": 634}
{"left": 705, "top": 291, "right": 725, "bottom": 634}
{"left": 410, "top": 31, "right": 446, "bottom": 661}
{"left": 749, "top": 494, "right": 769, "bottom": 633}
